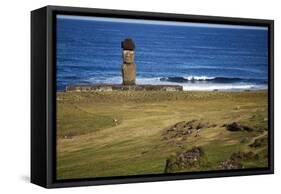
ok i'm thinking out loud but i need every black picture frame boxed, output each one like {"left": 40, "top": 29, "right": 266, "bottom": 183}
{"left": 31, "top": 5, "right": 274, "bottom": 188}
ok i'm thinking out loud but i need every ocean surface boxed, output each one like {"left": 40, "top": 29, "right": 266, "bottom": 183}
{"left": 56, "top": 15, "right": 268, "bottom": 91}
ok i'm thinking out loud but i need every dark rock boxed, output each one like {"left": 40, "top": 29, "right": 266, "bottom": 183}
{"left": 121, "top": 38, "right": 135, "bottom": 50}
{"left": 164, "top": 147, "right": 206, "bottom": 173}
{"left": 219, "top": 151, "right": 259, "bottom": 170}
{"left": 177, "top": 147, "right": 204, "bottom": 163}
{"left": 196, "top": 122, "right": 205, "bottom": 130}
{"left": 184, "top": 120, "right": 197, "bottom": 128}
{"left": 225, "top": 122, "right": 243, "bottom": 131}
{"left": 224, "top": 122, "right": 255, "bottom": 132}
{"left": 175, "top": 121, "right": 187, "bottom": 128}
{"left": 218, "top": 159, "right": 243, "bottom": 170}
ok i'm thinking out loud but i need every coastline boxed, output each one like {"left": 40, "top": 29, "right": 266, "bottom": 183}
{"left": 58, "top": 82, "right": 268, "bottom": 93}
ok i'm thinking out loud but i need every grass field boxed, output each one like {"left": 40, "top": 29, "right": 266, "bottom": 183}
{"left": 56, "top": 90, "right": 268, "bottom": 180}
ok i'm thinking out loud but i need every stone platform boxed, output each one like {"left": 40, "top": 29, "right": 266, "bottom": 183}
{"left": 65, "top": 84, "right": 183, "bottom": 92}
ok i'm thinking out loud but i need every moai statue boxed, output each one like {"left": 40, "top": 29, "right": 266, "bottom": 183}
{"left": 121, "top": 38, "right": 136, "bottom": 85}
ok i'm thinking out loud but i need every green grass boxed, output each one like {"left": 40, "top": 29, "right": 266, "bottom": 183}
{"left": 56, "top": 102, "right": 115, "bottom": 137}
{"left": 56, "top": 90, "right": 268, "bottom": 179}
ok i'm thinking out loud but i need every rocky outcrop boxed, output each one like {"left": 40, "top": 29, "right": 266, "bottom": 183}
{"left": 164, "top": 147, "right": 206, "bottom": 173}
{"left": 223, "top": 122, "right": 254, "bottom": 132}
{"left": 218, "top": 151, "right": 259, "bottom": 170}
{"left": 162, "top": 120, "right": 216, "bottom": 140}
{"left": 218, "top": 159, "right": 243, "bottom": 170}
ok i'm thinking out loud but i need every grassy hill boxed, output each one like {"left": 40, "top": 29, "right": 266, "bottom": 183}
{"left": 56, "top": 90, "right": 268, "bottom": 180}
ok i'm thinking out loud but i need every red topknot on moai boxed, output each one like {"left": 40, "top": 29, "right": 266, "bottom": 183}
{"left": 121, "top": 38, "right": 136, "bottom": 85}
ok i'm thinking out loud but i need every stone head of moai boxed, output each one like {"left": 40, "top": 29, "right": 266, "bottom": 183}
{"left": 122, "top": 38, "right": 135, "bottom": 64}
{"left": 121, "top": 38, "right": 136, "bottom": 85}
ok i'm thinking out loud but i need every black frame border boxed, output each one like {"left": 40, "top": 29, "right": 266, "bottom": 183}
{"left": 43, "top": 5, "right": 273, "bottom": 188}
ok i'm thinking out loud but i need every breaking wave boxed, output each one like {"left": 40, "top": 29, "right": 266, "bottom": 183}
{"left": 159, "top": 76, "right": 267, "bottom": 84}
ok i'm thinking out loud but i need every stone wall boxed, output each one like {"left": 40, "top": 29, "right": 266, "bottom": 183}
{"left": 65, "top": 84, "right": 183, "bottom": 92}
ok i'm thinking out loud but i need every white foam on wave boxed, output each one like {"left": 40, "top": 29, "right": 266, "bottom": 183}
{"left": 182, "top": 84, "right": 266, "bottom": 91}
{"left": 88, "top": 76, "right": 122, "bottom": 84}
{"left": 88, "top": 76, "right": 266, "bottom": 91}
{"left": 136, "top": 77, "right": 162, "bottom": 84}
{"left": 183, "top": 76, "right": 215, "bottom": 81}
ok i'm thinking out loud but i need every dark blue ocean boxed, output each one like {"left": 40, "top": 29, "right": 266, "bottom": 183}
{"left": 56, "top": 16, "right": 268, "bottom": 91}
